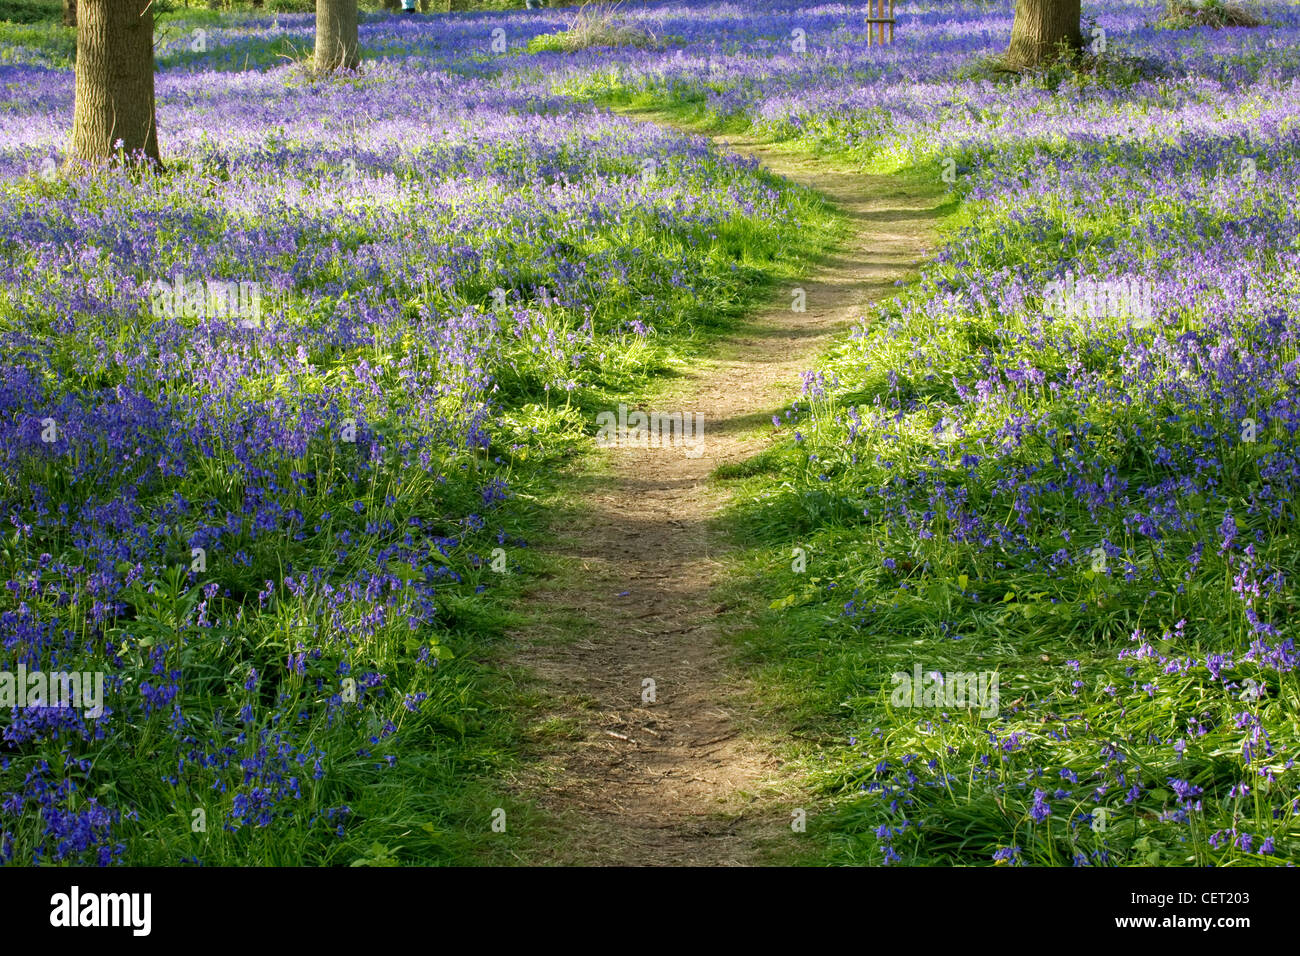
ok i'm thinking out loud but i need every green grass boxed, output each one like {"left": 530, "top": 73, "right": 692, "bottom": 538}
{"left": 0, "top": 0, "right": 59, "bottom": 24}
{"left": 0, "top": 15, "right": 72, "bottom": 67}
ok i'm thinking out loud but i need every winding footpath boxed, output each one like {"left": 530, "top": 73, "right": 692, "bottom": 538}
{"left": 504, "top": 120, "right": 944, "bottom": 865}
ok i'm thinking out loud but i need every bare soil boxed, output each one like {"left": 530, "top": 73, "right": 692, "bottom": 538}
{"left": 503, "top": 127, "right": 942, "bottom": 865}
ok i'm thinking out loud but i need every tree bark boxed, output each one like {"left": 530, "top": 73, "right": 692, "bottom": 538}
{"left": 62, "top": 0, "right": 76, "bottom": 28}
{"left": 314, "top": 0, "right": 360, "bottom": 73}
{"left": 1006, "top": 0, "right": 1082, "bottom": 68}
{"left": 69, "top": 0, "right": 162, "bottom": 169}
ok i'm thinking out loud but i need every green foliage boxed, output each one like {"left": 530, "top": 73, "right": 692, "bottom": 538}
{"left": 0, "top": 0, "right": 60, "bottom": 25}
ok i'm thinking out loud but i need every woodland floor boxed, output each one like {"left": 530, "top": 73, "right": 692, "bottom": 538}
{"left": 500, "top": 121, "right": 944, "bottom": 865}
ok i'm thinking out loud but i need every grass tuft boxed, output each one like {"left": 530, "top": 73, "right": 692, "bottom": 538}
{"left": 1157, "top": 0, "right": 1264, "bottom": 29}
{"left": 527, "top": 1, "right": 657, "bottom": 54}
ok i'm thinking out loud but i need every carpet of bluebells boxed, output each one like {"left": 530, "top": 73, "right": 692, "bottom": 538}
{"left": 528, "top": 0, "right": 1300, "bottom": 865}
{"left": 0, "top": 7, "right": 819, "bottom": 864}
{"left": 5, "top": 0, "right": 1298, "bottom": 867}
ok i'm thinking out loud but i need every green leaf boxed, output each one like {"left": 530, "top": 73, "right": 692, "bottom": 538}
{"left": 419, "top": 823, "right": 445, "bottom": 843}
{"left": 769, "top": 593, "right": 798, "bottom": 610}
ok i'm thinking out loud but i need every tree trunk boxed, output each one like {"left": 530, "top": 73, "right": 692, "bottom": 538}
{"left": 62, "top": 0, "right": 76, "bottom": 28}
{"left": 69, "top": 0, "right": 162, "bottom": 169}
{"left": 1006, "top": 0, "right": 1082, "bottom": 68}
{"left": 381, "top": 0, "right": 399, "bottom": 10}
{"left": 314, "top": 0, "right": 360, "bottom": 73}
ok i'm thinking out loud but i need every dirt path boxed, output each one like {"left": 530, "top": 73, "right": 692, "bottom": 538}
{"left": 503, "top": 124, "right": 943, "bottom": 865}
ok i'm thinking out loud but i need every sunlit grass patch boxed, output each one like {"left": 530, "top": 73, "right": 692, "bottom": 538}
{"left": 1157, "top": 0, "right": 1265, "bottom": 29}
{"left": 527, "top": 1, "right": 658, "bottom": 53}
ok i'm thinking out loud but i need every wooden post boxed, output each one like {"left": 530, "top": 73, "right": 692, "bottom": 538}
{"left": 867, "top": 0, "right": 894, "bottom": 47}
